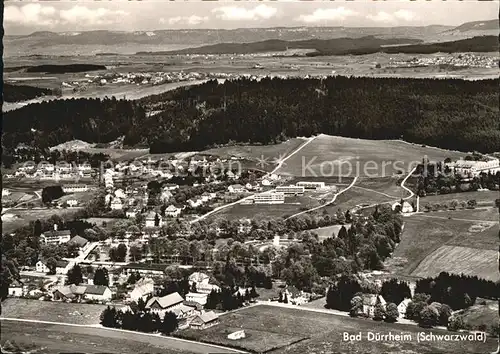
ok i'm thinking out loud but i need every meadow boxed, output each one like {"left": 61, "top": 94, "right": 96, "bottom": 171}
{"left": 390, "top": 210, "right": 498, "bottom": 280}
{"left": 276, "top": 134, "right": 465, "bottom": 177}
{"left": 1, "top": 299, "right": 108, "bottom": 325}
{"left": 0, "top": 320, "right": 234, "bottom": 354}
{"left": 421, "top": 190, "right": 498, "bottom": 207}
{"left": 178, "top": 304, "right": 496, "bottom": 354}
{"left": 411, "top": 245, "right": 499, "bottom": 281}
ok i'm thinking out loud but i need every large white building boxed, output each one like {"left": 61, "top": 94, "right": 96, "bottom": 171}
{"left": 185, "top": 292, "right": 208, "bottom": 306}
{"left": 40, "top": 225, "right": 71, "bottom": 245}
{"left": 253, "top": 191, "right": 285, "bottom": 204}
{"left": 296, "top": 181, "right": 326, "bottom": 190}
{"left": 451, "top": 158, "right": 500, "bottom": 177}
{"left": 275, "top": 185, "right": 305, "bottom": 195}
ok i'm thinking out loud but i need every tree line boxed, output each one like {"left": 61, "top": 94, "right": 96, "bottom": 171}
{"left": 4, "top": 77, "right": 498, "bottom": 164}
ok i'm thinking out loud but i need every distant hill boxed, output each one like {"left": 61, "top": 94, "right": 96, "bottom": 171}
{"left": 445, "top": 19, "right": 499, "bottom": 33}
{"left": 4, "top": 26, "right": 447, "bottom": 57}
{"left": 138, "top": 35, "right": 497, "bottom": 56}
{"left": 137, "top": 36, "right": 422, "bottom": 55}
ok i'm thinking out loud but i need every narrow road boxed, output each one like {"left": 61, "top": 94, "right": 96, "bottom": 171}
{"left": 190, "top": 137, "right": 317, "bottom": 224}
{"left": 401, "top": 167, "right": 417, "bottom": 200}
{"left": 285, "top": 176, "right": 358, "bottom": 220}
{"left": 269, "top": 136, "right": 316, "bottom": 175}
{"left": 0, "top": 317, "right": 247, "bottom": 354}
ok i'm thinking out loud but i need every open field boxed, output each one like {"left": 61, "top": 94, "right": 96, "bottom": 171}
{"left": 421, "top": 190, "right": 498, "bottom": 207}
{"left": 411, "top": 245, "right": 499, "bottom": 281}
{"left": 354, "top": 176, "right": 408, "bottom": 198}
{"left": 213, "top": 202, "right": 314, "bottom": 221}
{"left": 203, "top": 138, "right": 306, "bottom": 163}
{"left": 389, "top": 211, "right": 498, "bottom": 279}
{"left": 178, "top": 304, "right": 496, "bottom": 354}
{"left": 1, "top": 320, "right": 239, "bottom": 354}
{"left": 2, "top": 208, "right": 84, "bottom": 233}
{"left": 1, "top": 298, "right": 107, "bottom": 325}
{"left": 455, "top": 298, "right": 499, "bottom": 330}
{"left": 276, "top": 134, "right": 465, "bottom": 177}
{"left": 322, "top": 186, "right": 395, "bottom": 215}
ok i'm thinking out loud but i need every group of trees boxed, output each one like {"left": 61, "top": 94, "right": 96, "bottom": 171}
{"left": 4, "top": 77, "right": 498, "bottom": 164}
{"left": 100, "top": 305, "right": 178, "bottom": 335}
{"left": 205, "top": 286, "right": 258, "bottom": 311}
{"left": 423, "top": 199, "right": 477, "bottom": 212}
{"left": 3, "top": 83, "right": 55, "bottom": 103}
{"left": 415, "top": 272, "right": 499, "bottom": 307}
{"left": 405, "top": 293, "right": 453, "bottom": 328}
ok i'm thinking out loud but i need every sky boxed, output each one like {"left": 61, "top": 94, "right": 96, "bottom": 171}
{"left": 4, "top": 0, "right": 498, "bottom": 35}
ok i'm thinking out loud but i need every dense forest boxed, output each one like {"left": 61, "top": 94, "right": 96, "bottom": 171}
{"left": 25, "top": 64, "right": 106, "bottom": 73}
{"left": 3, "top": 77, "right": 498, "bottom": 161}
{"left": 139, "top": 36, "right": 421, "bottom": 55}
{"left": 3, "top": 83, "right": 55, "bottom": 102}
{"left": 139, "top": 35, "right": 496, "bottom": 56}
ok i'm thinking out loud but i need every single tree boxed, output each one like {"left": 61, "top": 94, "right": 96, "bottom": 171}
{"left": 384, "top": 302, "right": 399, "bottom": 323}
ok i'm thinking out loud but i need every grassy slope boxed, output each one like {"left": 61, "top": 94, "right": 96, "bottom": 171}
{"left": 277, "top": 134, "right": 465, "bottom": 177}
{"left": 179, "top": 304, "right": 496, "bottom": 354}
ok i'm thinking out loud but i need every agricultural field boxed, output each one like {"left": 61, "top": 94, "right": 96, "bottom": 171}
{"left": 276, "top": 134, "right": 465, "bottom": 177}
{"left": 178, "top": 304, "right": 496, "bottom": 354}
{"left": 1, "top": 298, "right": 107, "bottom": 325}
{"left": 1, "top": 320, "right": 233, "bottom": 354}
{"left": 420, "top": 190, "right": 498, "bottom": 207}
{"left": 203, "top": 138, "right": 306, "bottom": 163}
{"left": 389, "top": 211, "right": 498, "bottom": 279}
{"left": 354, "top": 176, "right": 408, "bottom": 199}
{"left": 411, "top": 245, "right": 499, "bottom": 281}
{"left": 2, "top": 208, "right": 84, "bottom": 233}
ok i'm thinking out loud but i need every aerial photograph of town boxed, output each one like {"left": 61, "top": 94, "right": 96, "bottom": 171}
{"left": 1, "top": 1, "right": 499, "bottom": 353}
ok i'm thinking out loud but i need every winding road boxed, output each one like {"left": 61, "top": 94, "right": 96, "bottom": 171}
{"left": 190, "top": 136, "right": 317, "bottom": 224}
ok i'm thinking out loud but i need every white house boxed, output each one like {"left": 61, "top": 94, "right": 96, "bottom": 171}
{"left": 66, "top": 199, "right": 79, "bottom": 207}
{"left": 110, "top": 197, "right": 123, "bottom": 210}
{"left": 84, "top": 285, "right": 112, "bottom": 302}
{"left": 228, "top": 184, "right": 245, "bottom": 194}
{"left": 145, "top": 211, "right": 163, "bottom": 228}
{"left": 129, "top": 278, "right": 155, "bottom": 302}
{"left": 397, "top": 298, "right": 412, "bottom": 318}
{"left": 36, "top": 260, "right": 50, "bottom": 273}
{"left": 40, "top": 225, "right": 71, "bottom": 245}
{"left": 188, "top": 197, "right": 203, "bottom": 208}
{"left": 185, "top": 292, "right": 208, "bottom": 306}
{"left": 362, "top": 294, "right": 386, "bottom": 317}
{"left": 165, "top": 205, "right": 182, "bottom": 217}
{"left": 8, "top": 280, "right": 24, "bottom": 297}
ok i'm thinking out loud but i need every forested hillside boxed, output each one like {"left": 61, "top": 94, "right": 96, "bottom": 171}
{"left": 3, "top": 77, "right": 499, "bottom": 160}
{"left": 3, "top": 83, "right": 55, "bottom": 102}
